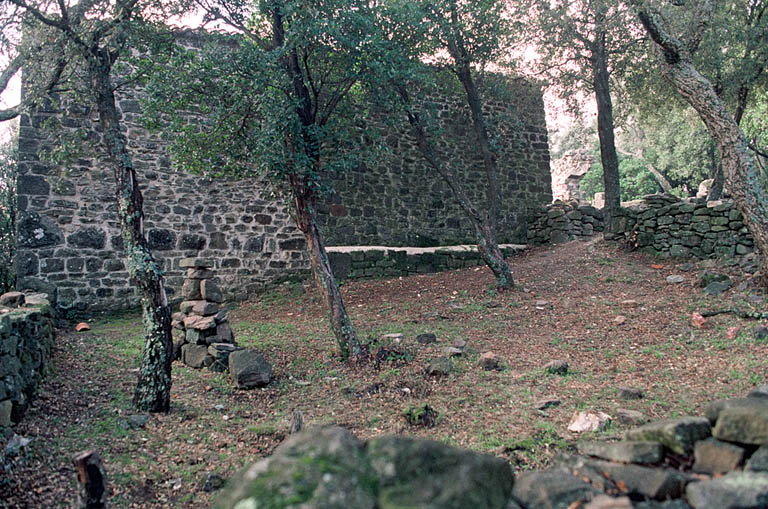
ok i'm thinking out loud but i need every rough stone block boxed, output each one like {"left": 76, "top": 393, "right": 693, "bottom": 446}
{"left": 181, "top": 279, "right": 202, "bottom": 300}
{"left": 693, "top": 438, "right": 746, "bottom": 474}
{"left": 179, "top": 258, "right": 214, "bottom": 269}
{"left": 201, "top": 280, "right": 224, "bottom": 303}
{"left": 192, "top": 301, "right": 220, "bottom": 316}
{"left": 686, "top": 472, "right": 768, "bottom": 509}
{"left": 625, "top": 417, "right": 711, "bottom": 455}
{"left": 577, "top": 440, "right": 663, "bottom": 464}
{"left": 181, "top": 344, "right": 209, "bottom": 368}
{"left": 229, "top": 349, "right": 272, "bottom": 388}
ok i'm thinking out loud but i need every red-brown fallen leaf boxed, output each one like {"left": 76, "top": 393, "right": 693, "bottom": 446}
{"left": 651, "top": 264, "right": 664, "bottom": 269}
{"left": 614, "top": 315, "right": 627, "bottom": 325}
{"left": 726, "top": 326, "right": 741, "bottom": 340}
{"left": 691, "top": 313, "right": 707, "bottom": 328}
{"left": 75, "top": 322, "right": 90, "bottom": 332}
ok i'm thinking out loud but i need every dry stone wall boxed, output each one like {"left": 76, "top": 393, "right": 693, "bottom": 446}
{"left": 15, "top": 41, "right": 551, "bottom": 313}
{"left": 528, "top": 194, "right": 755, "bottom": 262}
{"left": 0, "top": 292, "right": 54, "bottom": 429}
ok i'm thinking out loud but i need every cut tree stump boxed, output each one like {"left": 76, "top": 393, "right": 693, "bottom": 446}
{"left": 73, "top": 450, "right": 108, "bottom": 509}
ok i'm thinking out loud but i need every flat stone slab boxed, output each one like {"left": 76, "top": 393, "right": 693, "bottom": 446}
{"left": 573, "top": 459, "right": 685, "bottom": 501}
{"left": 578, "top": 440, "right": 664, "bottom": 464}
{"left": 180, "top": 258, "right": 214, "bottom": 268}
{"left": 625, "top": 417, "right": 711, "bottom": 455}
{"left": 326, "top": 244, "right": 526, "bottom": 255}
{"left": 512, "top": 468, "right": 600, "bottom": 509}
{"left": 686, "top": 471, "right": 768, "bottom": 509}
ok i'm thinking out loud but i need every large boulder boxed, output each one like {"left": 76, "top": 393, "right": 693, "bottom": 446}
{"left": 214, "top": 426, "right": 378, "bottom": 509}
{"left": 215, "top": 427, "right": 514, "bottom": 509}
{"left": 367, "top": 435, "right": 513, "bottom": 508}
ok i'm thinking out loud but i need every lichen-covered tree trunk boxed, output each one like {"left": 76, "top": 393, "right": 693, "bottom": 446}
{"left": 593, "top": 38, "right": 622, "bottom": 234}
{"left": 636, "top": 4, "right": 768, "bottom": 288}
{"left": 90, "top": 55, "right": 173, "bottom": 412}
{"left": 291, "top": 179, "right": 366, "bottom": 362}
{"left": 396, "top": 85, "right": 514, "bottom": 289}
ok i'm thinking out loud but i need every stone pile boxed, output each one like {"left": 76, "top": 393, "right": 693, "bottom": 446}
{"left": 215, "top": 386, "right": 768, "bottom": 508}
{"left": 172, "top": 258, "right": 238, "bottom": 372}
{"left": 527, "top": 200, "right": 604, "bottom": 244}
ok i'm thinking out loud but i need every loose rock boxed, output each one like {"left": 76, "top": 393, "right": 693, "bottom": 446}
{"left": 416, "top": 333, "right": 437, "bottom": 344}
{"left": 228, "top": 350, "right": 272, "bottom": 389}
{"left": 618, "top": 386, "right": 645, "bottom": 400}
{"left": 427, "top": 357, "right": 453, "bottom": 376}
{"left": 568, "top": 411, "right": 611, "bottom": 433}
{"left": 545, "top": 359, "right": 569, "bottom": 375}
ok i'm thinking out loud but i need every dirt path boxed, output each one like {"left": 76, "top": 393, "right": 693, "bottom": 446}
{"left": 2, "top": 240, "right": 766, "bottom": 508}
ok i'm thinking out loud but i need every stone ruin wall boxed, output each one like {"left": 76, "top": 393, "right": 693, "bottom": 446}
{"left": 15, "top": 45, "right": 551, "bottom": 313}
{"left": 550, "top": 149, "right": 594, "bottom": 203}
{"left": 528, "top": 194, "right": 756, "bottom": 264}
{"left": 318, "top": 77, "right": 552, "bottom": 247}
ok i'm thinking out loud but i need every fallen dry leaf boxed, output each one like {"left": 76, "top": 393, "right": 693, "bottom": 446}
{"left": 614, "top": 315, "right": 627, "bottom": 325}
{"left": 691, "top": 313, "right": 707, "bottom": 328}
{"left": 651, "top": 264, "right": 664, "bottom": 269}
{"left": 726, "top": 327, "right": 741, "bottom": 340}
{"left": 74, "top": 322, "right": 90, "bottom": 332}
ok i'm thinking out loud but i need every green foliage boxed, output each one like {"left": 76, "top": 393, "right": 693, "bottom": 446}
{"left": 0, "top": 140, "right": 16, "bottom": 293}
{"left": 141, "top": 1, "right": 390, "bottom": 198}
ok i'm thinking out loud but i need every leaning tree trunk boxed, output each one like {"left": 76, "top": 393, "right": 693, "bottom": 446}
{"left": 396, "top": 85, "right": 514, "bottom": 289}
{"left": 90, "top": 55, "right": 173, "bottom": 412}
{"left": 636, "top": 5, "right": 768, "bottom": 288}
{"left": 593, "top": 38, "right": 622, "bottom": 235}
{"left": 444, "top": 22, "right": 515, "bottom": 290}
{"left": 290, "top": 177, "right": 366, "bottom": 362}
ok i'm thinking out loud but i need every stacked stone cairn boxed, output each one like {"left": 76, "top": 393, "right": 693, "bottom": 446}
{"left": 173, "top": 258, "right": 238, "bottom": 373}
{"left": 172, "top": 258, "right": 273, "bottom": 389}
{"left": 215, "top": 386, "right": 768, "bottom": 508}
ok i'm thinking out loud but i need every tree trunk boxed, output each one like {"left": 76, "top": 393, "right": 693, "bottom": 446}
{"left": 271, "top": 7, "right": 364, "bottom": 360}
{"left": 90, "top": 55, "right": 173, "bottom": 412}
{"left": 592, "top": 37, "right": 622, "bottom": 234}
{"left": 72, "top": 450, "right": 108, "bottom": 509}
{"left": 396, "top": 85, "right": 514, "bottom": 289}
{"left": 291, "top": 179, "right": 366, "bottom": 361}
{"left": 442, "top": 13, "right": 515, "bottom": 290}
{"left": 636, "top": 5, "right": 768, "bottom": 287}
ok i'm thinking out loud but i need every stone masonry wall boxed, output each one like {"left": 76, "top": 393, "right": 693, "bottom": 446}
{"left": 527, "top": 194, "right": 755, "bottom": 261}
{"left": 15, "top": 35, "right": 551, "bottom": 313}
{"left": 318, "top": 77, "right": 552, "bottom": 247}
{"left": 0, "top": 294, "right": 55, "bottom": 429}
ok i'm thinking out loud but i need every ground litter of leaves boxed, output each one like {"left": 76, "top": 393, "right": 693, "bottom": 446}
{"left": 2, "top": 240, "right": 767, "bottom": 508}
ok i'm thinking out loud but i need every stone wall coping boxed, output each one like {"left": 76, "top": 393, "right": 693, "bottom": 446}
{"left": 326, "top": 244, "right": 527, "bottom": 255}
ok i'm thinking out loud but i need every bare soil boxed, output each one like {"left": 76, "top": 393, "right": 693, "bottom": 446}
{"left": 2, "top": 240, "right": 766, "bottom": 508}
